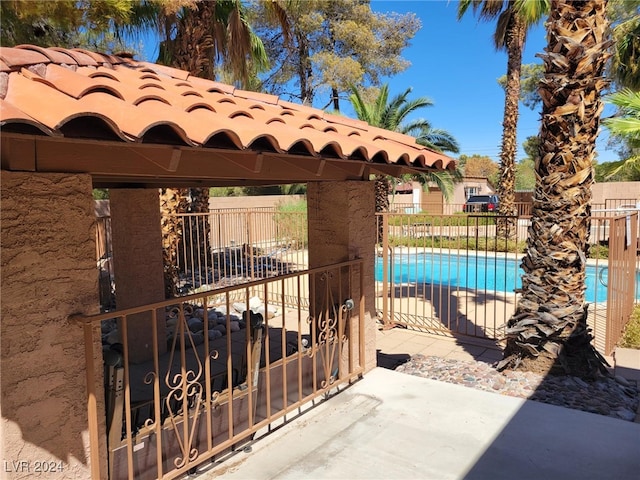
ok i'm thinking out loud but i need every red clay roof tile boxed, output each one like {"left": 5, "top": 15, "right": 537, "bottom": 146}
{"left": 0, "top": 98, "right": 56, "bottom": 136}
{"left": 45, "top": 64, "right": 124, "bottom": 99}
{"left": 0, "top": 47, "right": 49, "bottom": 68}
{"left": 16, "top": 45, "right": 77, "bottom": 65}
{"left": 0, "top": 45, "right": 456, "bottom": 173}
{"left": 50, "top": 47, "right": 98, "bottom": 66}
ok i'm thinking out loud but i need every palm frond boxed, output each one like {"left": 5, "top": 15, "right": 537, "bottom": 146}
{"left": 416, "top": 129, "right": 461, "bottom": 154}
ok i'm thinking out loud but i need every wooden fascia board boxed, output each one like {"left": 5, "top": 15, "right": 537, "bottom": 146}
{"left": 0, "top": 133, "right": 384, "bottom": 186}
{"left": 1, "top": 134, "right": 37, "bottom": 171}
{"left": 368, "top": 163, "right": 412, "bottom": 178}
{"left": 93, "top": 177, "right": 297, "bottom": 189}
{"left": 326, "top": 158, "right": 366, "bottom": 178}
{"left": 277, "top": 155, "right": 326, "bottom": 177}
{"left": 2, "top": 135, "right": 263, "bottom": 180}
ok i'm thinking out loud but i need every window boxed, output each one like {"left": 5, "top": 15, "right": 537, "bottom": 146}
{"left": 464, "top": 187, "right": 479, "bottom": 199}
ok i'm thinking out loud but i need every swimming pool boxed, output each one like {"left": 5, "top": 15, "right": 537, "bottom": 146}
{"left": 375, "top": 252, "right": 640, "bottom": 304}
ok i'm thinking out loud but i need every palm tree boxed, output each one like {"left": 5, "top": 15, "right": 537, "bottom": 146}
{"left": 458, "top": 0, "right": 549, "bottom": 238}
{"left": 131, "top": 0, "right": 290, "bottom": 296}
{"left": 609, "top": 0, "right": 640, "bottom": 90}
{"left": 602, "top": 88, "right": 640, "bottom": 178}
{"left": 499, "top": 0, "right": 611, "bottom": 378}
{"left": 349, "top": 84, "right": 460, "bottom": 233}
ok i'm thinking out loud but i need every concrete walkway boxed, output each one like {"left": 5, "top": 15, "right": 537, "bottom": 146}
{"left": 194, "top": 329, "right": 640, "bottom": 480}
{"left": 201, "top": 367, "right": 639, "bottom": 480}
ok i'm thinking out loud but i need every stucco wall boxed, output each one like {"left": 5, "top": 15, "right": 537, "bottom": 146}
{"left": 109, "top": 189, "right": 166, "bottom": 364}
{"left": 209, "top": 194, "right": 305, "bottom": 210}
{"left": 307, "top": 181, "right": 377, "bottom": 372}
{"left": 1, "top": 171, "right": 106, "bottom": 478}
{"left": 592, "top": 181, "right": 640, "bottom": 205}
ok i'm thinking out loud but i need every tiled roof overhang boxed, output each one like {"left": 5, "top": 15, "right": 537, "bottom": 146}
{"left": 0, "top": 45, "right": 456, "bottom": 188}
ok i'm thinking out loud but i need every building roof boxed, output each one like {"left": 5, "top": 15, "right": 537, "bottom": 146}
{"left": 0, "top": 45, "right": 456, "bottom": 188}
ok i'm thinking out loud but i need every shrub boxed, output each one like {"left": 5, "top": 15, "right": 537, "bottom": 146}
{"left": 274, "top": 200, "right": 308, "bottom": 249}
{"left": 619, "top": 305, "right": 640, "bottom": 349}
{"left": 387, "top": 235, "right": 526, "bottom": 254}
{"left": 588, "top": 243, "right": 609, "bottom": 259}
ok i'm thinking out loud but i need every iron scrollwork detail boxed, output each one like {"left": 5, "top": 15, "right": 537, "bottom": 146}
{"left": 308, "top": 271, "right": 352, "bottom": 389}
{"left": 164, "top": 304, "right": 204, "bottom": 469}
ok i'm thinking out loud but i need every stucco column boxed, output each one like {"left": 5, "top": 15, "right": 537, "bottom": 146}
{"left": 1, "top": 171, "right": 107, "bottom": 479}
{"left": 307, "top": 181, "right": 377, "bottom": 372}
{"left": 109, "top": 189, "right": 166, "bottom": 364}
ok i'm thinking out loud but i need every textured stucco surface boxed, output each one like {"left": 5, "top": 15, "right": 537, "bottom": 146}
{"left": 109, "top": 189, "right": 166, "bottom": 364}
{"left": 1, "top": 171, "right": 106, "bottom": 478}
{"left": 591, "top": 181, "right": 640, "bottom": 205}
{"left": 307, "top": 181, "right": 377, "bottom": 372}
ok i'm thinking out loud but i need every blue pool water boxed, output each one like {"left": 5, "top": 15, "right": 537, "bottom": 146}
{"left": 375, "top": 252, "right": 640, "bottom": 304}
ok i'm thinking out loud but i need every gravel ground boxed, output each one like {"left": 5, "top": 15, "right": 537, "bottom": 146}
{"left": 394, "top": 354, "right": 640, "bottom": 422}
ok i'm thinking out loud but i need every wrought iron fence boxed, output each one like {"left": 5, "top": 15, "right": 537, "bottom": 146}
{"left": 604, "top": 213, "right": 639, "bottom": 354}
{"left": 375, "top": 211, "right": 639, "bottom": 355}
{"left": 389, "top": 202, "right": 533, "bottom": 216}
{"left": 96, "top": 204, "right": 638, "bottom": 355}
{"left": 76, "top": 259, "right": 365, "bottom": 480}
{"left": 97, "top": 208, "right": 308, "bottom": 311}
{"left": 376, "top": 212, "right": 527, "bottom": 341}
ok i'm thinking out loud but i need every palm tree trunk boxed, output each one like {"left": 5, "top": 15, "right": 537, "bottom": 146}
{"left": 186, "top": 187, "right": 212, "bottom": 271}
{"left": 297, "top": 31, "right": 313, "bottom": 105}
{"left": 160, "top": 188, "right": 189, "bottom": 298}
{"left": 332, "top": 86, "right": 340, "bottom": 111}
{"left": 500, "top": 0, "right": 611, "bottom": 378}
{"left": 375, "top": 175, "right": 390, "bottom": 242}
{"left": 497, "top": 11, "right": 525, "bottom": 239}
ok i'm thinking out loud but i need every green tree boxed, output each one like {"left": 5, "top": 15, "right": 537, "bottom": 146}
{"left": 515, "top": 158, "right": 536, "bottom": 190}
{"left": 609, "top": 0, "right": 640, "bottom": 89}
{"left": 500, "top": 0, "right": 611, "bottom": 377}
{"left": 601, "top": 89, "right": 640, "bottom": 179}
{"left": 154, "top": 0, "right": 273, "bottom": 85}
{"left": 249, "top": 0, "right": 420, "bottom": 109}
{"left": 498, "top": 63, "right": 545, "bottom": 110}
{"left": 458, "top": 0, "right": 549, "bottom": 238}
{"left": 458, "top": 154, "right": 500, "bottom": 185}
{"left": 515, "top": 136, "right": 538, "bottom": 190}
{"left": 0, "top": 0, "right": 135, "bottom": 49}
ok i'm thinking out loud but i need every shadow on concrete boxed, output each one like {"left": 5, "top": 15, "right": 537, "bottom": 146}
{"left": 376, "top": 350, "right": 411, "bottom": 370}
{"left": 389, "top": 282, "right": 507, "bottom": 352}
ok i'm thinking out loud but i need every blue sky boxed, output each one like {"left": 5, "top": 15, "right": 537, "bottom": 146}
{"left": 141, "top": 0, "right": 617, "bottom": 164}
{"left": 368, "top": 0, "right": 616, "bottom": 163}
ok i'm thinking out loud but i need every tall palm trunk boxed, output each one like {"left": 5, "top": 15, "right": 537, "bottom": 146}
{"left": 185, "top": 187, "right": 212, "bottom": 271}
{"left": 297, "top": 31, "right": 313, "bottom": 105}
{"left": 374, "top": 175, "right": 390, "bottom": 243}
{"left": 160, "top": 188, "right": 189, "bottom": 298}
{"left": 500, "top": 0, "right": 611, "bottom": 378}
{"left": 160, "top": 2, "right": 217, "bottom": 297}
{"left": 497, "top": 12, "right": 525, "bottom": 239}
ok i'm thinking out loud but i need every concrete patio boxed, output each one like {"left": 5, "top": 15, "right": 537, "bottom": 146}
{"left": 193, "top": 328, "right": 640, "bottom": 480}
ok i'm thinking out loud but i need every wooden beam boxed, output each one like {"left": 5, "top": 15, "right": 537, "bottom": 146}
{"left": 327, "top": 159, "right": 366, "bottom": 178}
{"left": 1, "top": 135, "right": 36, "bottom": 171}
{"left": 133, "top": 147, "right": 182, "bottom": 172}
{"left": 279, "top": 156, "right": 326, "bottom": 177}
{"left": 1, "top": 133, "right": 427, "bottom": 187}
